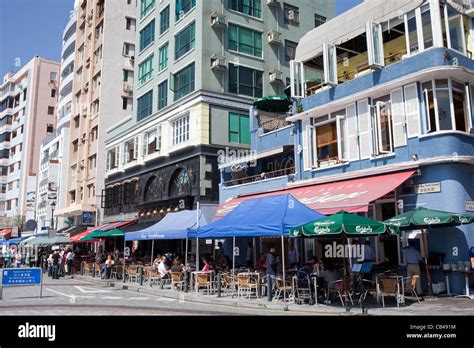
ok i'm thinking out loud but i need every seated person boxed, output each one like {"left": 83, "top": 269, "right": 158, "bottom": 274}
{"left": 170, "top": 258, "right": 183, "bottom": 273}
{"left": 256, "top": 255, "right": 267, "bottom": 272}
{"left": 152, "top": 254, "right": 161, "bottom": 269}
{"left": 104, "top": 254, "right": 115, "bottom": 279}
{"left": 158, "top": 256, "right": 170, "bottom": 277}
{"left": 201, "top": 257, "right": 213, "bottom": 272}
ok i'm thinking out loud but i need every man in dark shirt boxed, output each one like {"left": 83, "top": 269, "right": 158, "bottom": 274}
{"left": 52, "top": 250, "right": 61, "bottom": 279}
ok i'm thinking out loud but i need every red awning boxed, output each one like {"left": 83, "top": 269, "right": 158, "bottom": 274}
{"left": 0, "top": 228, "right": 12, "bottom": 238}
{"left": 215, "top": 170, "right": 416, "bottom": 219}
{"left": 101, "top": 220, "right": 135, "bottom": 232}
{"left": 70, "top": 230, "right": 93, "bottom": 243}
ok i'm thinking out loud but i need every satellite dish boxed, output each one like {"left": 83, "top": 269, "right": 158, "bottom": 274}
{"left": 25, "top": 220, "right": 37, "bottom": 231}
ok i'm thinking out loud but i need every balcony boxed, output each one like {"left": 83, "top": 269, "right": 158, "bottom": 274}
{"left": 223, "top": 166, "right": 295, "bottom": 187}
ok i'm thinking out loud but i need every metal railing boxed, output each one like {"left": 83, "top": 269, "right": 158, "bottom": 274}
{"left": 256, "top": 111, "right": 291, "bottom": 133}
{"left": 223, "top": 167, "right": 295, "bottom": 187}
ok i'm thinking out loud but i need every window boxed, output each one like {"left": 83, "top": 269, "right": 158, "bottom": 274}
{"left": 372, "top": 98, "right": 394, "bottom": 154}
{"left": 123, "top": 69, "right": 130, "bottom": 82}
{"left": 175, "top": 22, "right": 195, "bottom": 60}
{"left": 366, "top": 21, "right": 384, "bottom": 68}
{"left": 172, "top": 114, "right": 190, "bottom": 145}
{"left": 138, "top": 55, "right": 153, "bottom": 85}
{"left": 172, "top": 63, "right": 195, "bottom": 101}
{"left": 229, "top": 0, "right": 262, "bottom": 18}
{"left": 72, "top": 140, "right": 78, "bottom": 153}
{"left": 405, "top": 10, "right": 419, "bottom": 54}
{"left": 48, "top": 106, "right": 54, "bottom": 115}
{"left": 50, "top": 71, "right": 57, "bottom": 81}
{"left": 228, "top": 112, "right": 250, "bottom": 144}
{"left": 228, "top": 23, "right": 262, "bottom": 58}
{"left": 283, "top": 3, "right": 299, "bottom": 26}
{"left": 140, "top": 0, "right": 155, "bottom": 18}
{"left": 124, "top": 137, "right": 139, "bottom": 163}
{"left": 51, "top": 89, "right": 56, "bottom": 98}
{"left": 139, "top": 20, "right": 155, "bottom": 52}
{"left": 158, "top": 80, "right": 168, "bottom": 109}
{"left": 142, "top": 127, "right": 161, "bottom": 156}
{"left": 122, "top": 97, "right": 132, "bottom": 110}
{"left": 323, "top": 43, "right": 337, "bottom": 86}
{"left": 314, "top": 13, "right": 326, "bottom": 28}
{"left": 106, "top": 147, "right": 118, "bottom": 170}
{"left": 159, "top": 43, "right": 168, "bottom": 71}
{"left": 74, "top": 115, "right": 80, "bottom": 128}
{"left": 176, "top": 0, "right": 195, "bottom": 21}
{"left": 88, "top": 155, "right": 97, "bottom": 169}
{"left": 422, "top": 79, "right": 469, "bottom": 133}
{"left": 160, "top": 6, "right": 170, "bottom": 34}
{"left": 445, "top": 5, "right": 466, "bottom": 54}
{"left": 95, "top": 45, "right": 102, "bottom": 63}
{"left": 420, "top": 4, "right": 433, "bottom": 50}
{"left": 285, "top": 40, "right": 297, "bottom": 62}
{"left": 137, "top": 90, "right": 153, "bottom": 121}
{"left": 126, "top": 17, "right": 136, "bottom": 31}
{"left": 229, "top": 63, "right": 263, "bottom": 98}
{"left": 123, "top": 43, "right": 135, "bottom": 56}
{"left": 90, "top": 126, "right": 98, "bottom": 142}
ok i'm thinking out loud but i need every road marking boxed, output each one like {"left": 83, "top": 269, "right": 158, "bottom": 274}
{"left": 155, "top": 298, "right": 176, "bottom": 302}
{"left": 101, "top": 296, "right": 123, "bottom": 300}
{"left": 74, "top": 286, "right": 111, "bottom": 293}
{"left": 45, "top": 288, "right": 74, "bottom": 298}
{"left": 129, "top": 297, "right": 150, "bottom": 300}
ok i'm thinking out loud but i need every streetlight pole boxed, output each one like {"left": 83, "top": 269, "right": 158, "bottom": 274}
{"left": 50, "top": 202, "right": 56, "bottom": 230}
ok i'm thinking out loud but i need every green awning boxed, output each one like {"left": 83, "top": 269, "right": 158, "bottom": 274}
{"left": 253, "top": 95, "right": 293, "bottom": 113}
{"left": 27, "top": 235, "right": 71, "bottom": 246}
{"left": 384, "top": 207, "right": 473, "bottom": 230}
{"left": 290, "top": 210, "right": 389, "bottom": 237}
{"left": 82, "top": 228, "right": 125, "bottom": 241}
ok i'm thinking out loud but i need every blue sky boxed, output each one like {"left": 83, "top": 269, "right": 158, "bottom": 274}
{"left": 0, "top": 0, "right": 363, "bottom": 78}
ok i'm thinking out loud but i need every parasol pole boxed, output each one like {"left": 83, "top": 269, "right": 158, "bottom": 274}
{"left": 342, "top": 231, "right": 350, "bottom": 310}
{"left": 150, "top": 239, "right": 154, "bottom": 267}
{"left": 281, "top": 235, "right": 287, "bottom": 303}
{"left": 196, "top": 202, "right": 200, "bottom": 272}
{"left": 420, "top": 227, "right": 432, "bottom": 296}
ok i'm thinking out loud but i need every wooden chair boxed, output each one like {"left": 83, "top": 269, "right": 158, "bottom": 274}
{"left": 237, "top": 274, "right": 258, "bottom": 298}
{"left": 272, "top": 276, "right": 293, "bottom": 302}
{"left": 171, "top": 272, "right": 184, "bottom": 291}
{"left": 195, "top": 273, "right": 212, "bottom": 294}
{"left": 403, "top": 275, "right": 421, "bottom": 304}
{"left": 379, "top": 278, "right": 401, "bottom": 308}
{"left": 127, "top": 265, "right": 139, "bottom": 283}
{"left": 148, "top": 268, "right": 160, "bottom": 286}
{"left": 111, "top": 265, "right": 123, "bottom": 280}
{"left": 221, "top": 273, "right": 236, "bottom": 296}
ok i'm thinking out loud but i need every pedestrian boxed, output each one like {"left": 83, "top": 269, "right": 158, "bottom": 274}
{"left": 52, "top": 250, "right": 61, "bottom": 279}
{"left": 215, "top": 242, "right": 225, "bottom": 269}
{"left": 47, "top": 252, "right": 54, "bottom": 277}
{"left": 288, "top": 243, "right": 298, "bottom": 269}
{"left": 66, "top": 248, "right": 74, "bottom": 275}
{"left": 14, "top": 251, "right": 22, "bottom": 268}
{"left": 104, "top": 254, "right": 115, "bottom": 279}
{"left": 246, "top": 242, "right": 254, "bottom": 270}
{"left": 3, "top": 247, "right": 10, "bottom": 268}
{"left": 402, "top": 241, "right": 423, "bottom": 295}
{"left": 265, "top": 247, "right": 277, "bottom": 295}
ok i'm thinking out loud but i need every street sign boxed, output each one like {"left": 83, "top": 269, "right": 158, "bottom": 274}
{"left": 465, "top": 201, "right": 474, "bottom": 212}
{"left": 414, "top": 182, "right": 441, "bottom": 194}
{"left": 82, "top": 212, "right": 94, "bottom": 224}
{"left": 0, "top": 268, "right": 43, "bottom": 300}
{"left": 233, "top": 247, "right": 240, "bottom": 257}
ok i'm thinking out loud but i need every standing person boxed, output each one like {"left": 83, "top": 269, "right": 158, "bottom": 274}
{"left": 402, "top": 241, "right": 423, "bottom": 295}
{"left": 246, "top": 242, "right": 254, "bottom": 270}
{"left": 265, "top": 247, "right": 277, "bottom": 295}
{"left": 288, "top": 244, "right": 298, "bottom": 269}
{"left": 52, "top": 250, "right": 61, "bottom": 279}
{"left": 215, "top": 242, "right": 225, "bottom": 269}
{"left": 66, "top": 249, "right": 75, "bottom": 275}
{"left": 47, "top": 252, "right": 54, "bottom": 277}
{"left": 104, "top": 254, "right": 115, "bottom": 279}
{"left": 113, "top": 248, "right": 120, "bottom": 262}
{"left": 3, "top": 247, "right": 10, "bottom": 268}
{"left": 14, "top": 250, "right": 22, "bottom": 268}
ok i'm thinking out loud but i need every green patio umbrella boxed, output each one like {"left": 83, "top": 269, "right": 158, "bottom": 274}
{"left": 384, "top": 207, "right": 473, "bottom": 295}
{"left": 82, "top": 228, "right": 125, "bottom": 241}
{"left": 290, "top": 210, "right": 389, "bottom": 237}
{"left": 290, "top": 211, "right": 391, "bottom": 308}
{"left": 253, "top": 96, "right": 293, "bottom": 113}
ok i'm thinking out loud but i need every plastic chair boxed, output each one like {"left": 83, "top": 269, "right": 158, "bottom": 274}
{"left": 379, "top": 278, "right": 401, "bottom": 308}
{"left": 403, "top": 275, "right": 421, "bottom": 303}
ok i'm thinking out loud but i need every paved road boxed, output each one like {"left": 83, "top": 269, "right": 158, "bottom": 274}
{"left": 0, "top": 275, "right": 300, "bottom": 315}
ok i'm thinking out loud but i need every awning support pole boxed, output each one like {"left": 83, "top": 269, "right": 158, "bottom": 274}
{"left": 196, "top": 202, "right": 200, "bottom": 271}
{"left": 150, "top": 239, "right": 154, "bottom": 267}
{"left": 421, "top": 227, "right": 433, "bottom": 296}
{"left": 281, "top": 235, "right": 287, "bottom": 304}
{"left": 232, "top": 236, "right": 236, "bottom": 297}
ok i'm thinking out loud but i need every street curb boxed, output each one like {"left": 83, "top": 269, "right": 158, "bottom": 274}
{"left": 72, "top": 275, "right": 346, "bottom": 315}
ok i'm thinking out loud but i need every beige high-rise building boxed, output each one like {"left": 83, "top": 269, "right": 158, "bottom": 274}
{"left": 0, "top": 57, "right": 60, "bottom": 230}
{"left": 55, "top": 0, "right": 136, "bottom": 226}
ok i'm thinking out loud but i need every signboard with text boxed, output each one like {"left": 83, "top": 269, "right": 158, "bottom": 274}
{"left": 414, "top": 182, "right": 441, "bottom": 194}
{"left": 466, "top": 201, "right": 474, "bottom": 212}
{"left": 2, "top": 268, "right": 42, "bottom": 286}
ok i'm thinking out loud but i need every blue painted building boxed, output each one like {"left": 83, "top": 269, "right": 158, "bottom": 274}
{"left": 218, "top": 0, "right": 474, "bottom": 294}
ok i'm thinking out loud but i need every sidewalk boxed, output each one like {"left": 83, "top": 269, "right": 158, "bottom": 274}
{"left": 73, "top": 275, "right": 474, "bottom": 316}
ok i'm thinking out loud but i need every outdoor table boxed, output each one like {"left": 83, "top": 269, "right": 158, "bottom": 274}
{"left": 191, "top": 271, "right": 215, "bottom": 293}
{"left": 238, "top": 272, "right": 261, "bottom": 298}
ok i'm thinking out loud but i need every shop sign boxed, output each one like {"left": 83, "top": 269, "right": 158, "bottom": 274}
{"left": 465, "top": 201, "right": 474, "bottom": 212}
{"left": 414, "top": 182, "right": 441, "bottom": 194}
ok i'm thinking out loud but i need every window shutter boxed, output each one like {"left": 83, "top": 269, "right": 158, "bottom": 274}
{"left": 366, "top": 21, "right": 384, "bottom": 68}
{"left": 115, "top": 146, "right": 120, "bottom": 167}
{"left": 101, "top": 189, "right": 107, "bottom": 208}
{"left": 123, "top": 143, "right": 128, "bottom": 164}
{"left": 336, "top": 116, "right": 346, "bottom": 161}
{"left": 323, "top": 43, "right": 338, "bottom": 86}
{"left": 169, "top": 72, "right": 175, "bottom": 92}
{"left": 301, "top": 119, "right": 311, "bottom": 171}
{"left": 290, "top": 60, "right": 305, "bottom": 98}
{"left": 157, "top": 125, "right": 162, "bottom": 151}
{"left": 106, "top": 151, "right": 111, "bottom": 171}
{"left": 142, "top": 133, "right": 148, "bottom": 157}
{"left": 134, "top": 136, "right": 139, "bottom": 159}
{"left": 404, "top": 83, "right": 421, "bottom": 137}
{"left": 357, "top": 99, "right": 372, "bottom": 159}
{"left": 390, "top": 87, "right": 407, "bottom": 147}
{"left": 345, "top": 103, "right": 359, "bottom": 161}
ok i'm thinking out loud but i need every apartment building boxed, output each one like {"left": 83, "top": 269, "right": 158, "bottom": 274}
{"left": 217, "top": 0, "right": 474, "bottom": 294}
{"left": 0, "top": 57, "right": 60, "bottom": 231}
{"left": 36, "top": 11, "right": 77, "bottom": 232}
{"left": 102, "top": 0, "right": 335, "bottom": 226}
{"left": 54, "top": 0, "right": 137, "bottom": 226}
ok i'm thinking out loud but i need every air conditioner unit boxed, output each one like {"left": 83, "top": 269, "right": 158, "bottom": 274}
{"left": 79, "top": 160, "right": 85, "bottom": 168}
{"left": 211, "top": 12, "right": 226, "bottom": 29}
{"left": 267, "top": 0, "right": 279, "bottom": 6}
{"left": 129, "top": 55, "right": 135, "bottom": 62}
{"left": 269, "top": 69, "right": 282, "bottom": 84}
{"left": 123, "top": 83, "right": 133, "bottom": 93}
{"left": 210, "top": 55, "right": 227, "bottom": 71}
{"left": 268, "top": 31, "right": 281, "bottom": 45}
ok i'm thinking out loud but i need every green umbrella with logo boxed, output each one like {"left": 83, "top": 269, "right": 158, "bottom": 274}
{"left": 290, "top": 210, "right": 389, "bottom": 237}
{"left": 82, "top": 228, "right": 125, "bottom": 241}
{"left": 384, "top": 207, "right": 473, "bottom": 296}
{"left": 290, "top": 211, "right": 390, "bottom": 308}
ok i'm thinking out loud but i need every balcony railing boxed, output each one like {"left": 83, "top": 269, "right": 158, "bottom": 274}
{"left": 256, "top": 111, "right": 291, "bottom": 134}
{"left": 223, "top": 167, "right": 295, "bottom": 187}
